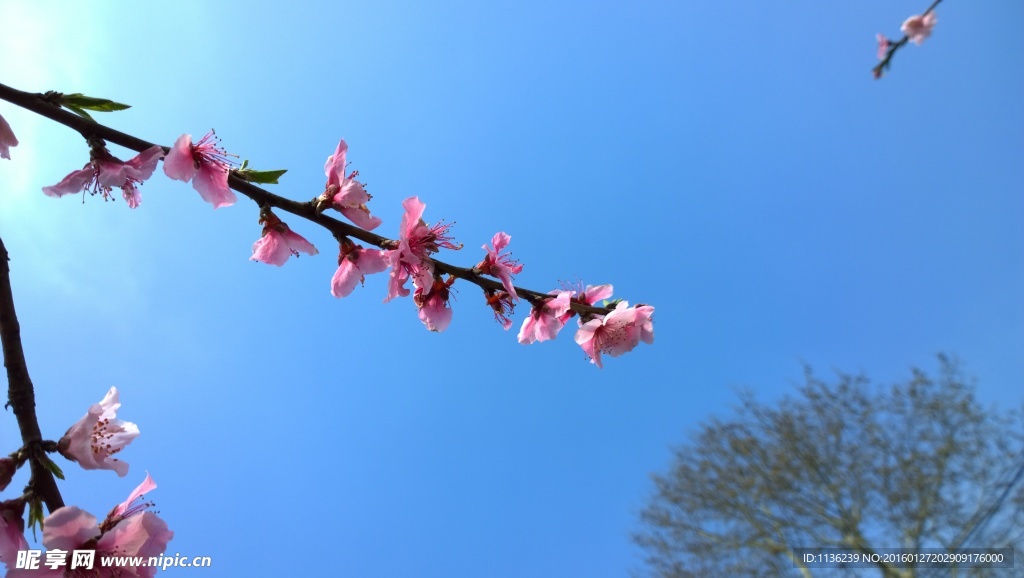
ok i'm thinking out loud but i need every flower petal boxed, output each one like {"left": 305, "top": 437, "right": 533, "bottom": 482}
{"left": 251, "top": 231, "right": 292, "bottom": 267}
{"left": 357, "top": 248, "right": 389, "bottom": 275}
{"left": 125, "top": 145, "right": 166, "bottom": 181}
{"left": 339, "top": 206, "right": 383, "bottom": 231}
{"left": 324, "top": 139, "right": 348, "bottom": 185}
{"left": 282, "top": 228, "right": 318, "bottom": 257}
{"left": 41, "top": 507, "right": 100, "bottom": 552}
{"left": 330, "top": 260, "right": 363, "bottom": 298}
{"left": 192, "top": 164, "right": 236, "bottom": 209}
{"left": 42, "top": 167, "right": 93, "bottom": 198}
{"left": 162, "top": 134, "right": 197, "bottom": 182}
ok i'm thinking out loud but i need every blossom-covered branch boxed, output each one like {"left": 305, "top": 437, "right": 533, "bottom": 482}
{"left": 0, "top": 81, "right": 655, "bottom": 368}
{"left": 873, "top": 0, "right": 944, "bottom": 79}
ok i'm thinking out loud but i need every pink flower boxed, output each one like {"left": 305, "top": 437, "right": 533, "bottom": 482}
{"left": 0, "top": 499, "right": 27, "bottom": 572}
{"left": 163, "top": 131, "right": 236, "bottom": 209}
{"left": 323, "top": 139, "right": 382, "bottom": 230}
{"left": 484, "top": 289, "right": 516, "bottom": 330}
{"left": 250, "top": 210, "right": 318, "bottom": 267}
{"left": 574, "top": 302, "right": 655, "bottom": 368}
{"left": 901, "top": 12, "right": 937, "bottom": 45}
{"left": 557, "top": 283, "right": 613, "bottom": 325}
{"left": 385, "top": 196, "right": 461, "bottom": 302}
{"left": 7, "top": 474, "right": 172, "bottom": 578}
{"left": 331, "top": 240, "right": 388, "bottom": 298}
{"left": 475, "top": 232, "right": 523, "bottom": 300}
{"left": 0, "top": 113, "right": 18, "bottom": 160}
{"left": 57, "top": 387, "right": 139, "bottom": 477}
{"left": 42, "top": 146, "right": 164, "bottom": 207}
{"left": 518, "top": 290, "right": 573, "bottom": 344}
{"left": 415, "top": 276, "right": 456, "bottom": 332}
{"left": 876, "top": 34, "right": 890, "bottom": 60}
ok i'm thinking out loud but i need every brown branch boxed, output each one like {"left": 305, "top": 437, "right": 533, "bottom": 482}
{"left": 0, "top": 235, "right": 64, "bottom": 512}
{"left": 0, "top": 81, "right": 619, "bottom": 318}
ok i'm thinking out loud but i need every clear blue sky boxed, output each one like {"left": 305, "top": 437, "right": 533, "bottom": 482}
{"left": 0, "top": 1, "right": 1021, "bottom": 576}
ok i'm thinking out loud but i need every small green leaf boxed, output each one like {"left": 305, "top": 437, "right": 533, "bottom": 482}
{"left": 237, "top": 168, "right": 288, "bottom": 185}
{"left": 601, "top": 298, "right": 623, "bottom": 309}
{"left": 28, "top": 501, "right": 44, "bottom": 539}
{"left": 64, "top": 104, "right": 94, "bottom": 121}
{"left": 60, "top": 93, "right": 131, "bottom": 113}
{"left": 39, "top": 455, "right": 64, "bottom": 480}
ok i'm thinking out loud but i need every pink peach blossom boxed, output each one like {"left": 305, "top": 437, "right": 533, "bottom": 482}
{"left": 476, "top": 232, "right": 523, "bottom": 300}
{"left": 574, "top": 302, "right": 655, "bottom": 368}
{"left": 163, "top": 131, "right": 236, "bottom": 209}
{"left": 518, "top": 290, "right": 573, "bottom": 344}
{"left": 415, "top": 276, "right": 456, "bottom": 332}
{"left": 901, "top": 12, "right": 937, "bottom": 45}
{"left": 385, "top": 196, "right": 461, "bottom": 302}
{"left": 331, "top": 241, "right": 389, "bottom": 298}
{"left": 324, "top": 139, "right": 382, "bottom": 230}
{"left": 250, "top": 211, "right": 318, "bottom": 266}
{"left": 57, "top": 387, "right": 139, "bottom": 477}
{"left": 0, "top": 113, "right": 18, "bottom": 160}
{"left": 7, "top": 475, "right": 172, "bottom": 578}
{"left": 42, "top": 146, "right": 164, "bottom": 207}
{"left": 484, "top": 289, "right": 516, "bottom": 330}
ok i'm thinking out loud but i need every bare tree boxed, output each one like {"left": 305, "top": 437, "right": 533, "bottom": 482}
{"left": 634, "top": 355, "right": 1024, "bottom": 578}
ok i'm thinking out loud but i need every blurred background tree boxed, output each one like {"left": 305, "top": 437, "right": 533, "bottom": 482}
{"left": 634, "top": 355, "right": 1024, "bottom": 578}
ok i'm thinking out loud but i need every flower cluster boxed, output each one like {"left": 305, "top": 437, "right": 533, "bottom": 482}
{"left": 874, "top": 10, "right": 937, "bottom": 79}
{"left": 26, "top": 122, "right": 653, "bottom": 366}
{"left": 517, "top": 283, "right": 654, "bottom": 367}
{"left": 901, "top": 12, "right": 937, "bottom": 45}
{"left": 1, "top": 390, "right": 173, "bottom": 577}
{"left": 4, "top": 475, "right": 172, "bottom": 578}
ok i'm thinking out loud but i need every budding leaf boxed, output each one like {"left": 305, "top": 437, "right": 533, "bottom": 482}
{"left": 40, "top": 454, "right": 64, "bottom": 480}
{"left": 64, "top": 104, "right": 94, "bottom": 121}
{"left": 28, "top": 500, "right": 44, "bottom": 539}
{"left": 601, "top": 298, "right": 623, "bottom": 309}
{"left": 237, "top": 168, "right": 288, "bottom": 185}
{"left": 59, "top": 93, "right": 131, "bottom": 113}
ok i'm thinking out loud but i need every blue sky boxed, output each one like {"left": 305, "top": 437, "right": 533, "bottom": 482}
{"left": 0, "top": 1, "right": 1021, "bottom": 576}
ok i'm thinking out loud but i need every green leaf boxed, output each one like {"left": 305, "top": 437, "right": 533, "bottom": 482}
{"left": 60, "top": 93, "right": 131, "bottom": 113}
{"left": 40, "top": 455, "right": 64, "bottom": 480}
{"left": 28, "top": 501, "right": 44, "bottom": 539}
{"left": 237, "top": 168, "right": 288, "bottom": 185}
{"left": 64, "top": 104, "right": 94, "bottom": 121}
